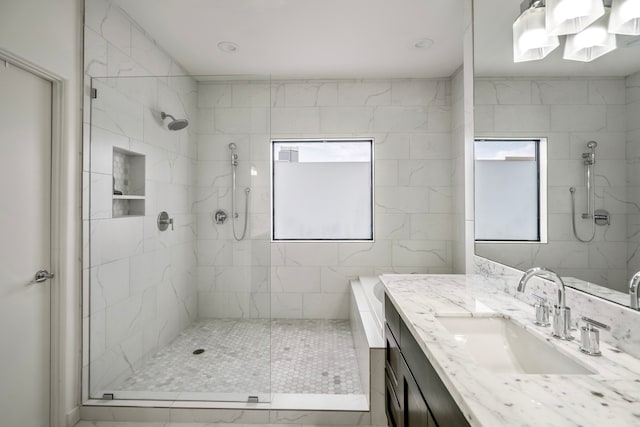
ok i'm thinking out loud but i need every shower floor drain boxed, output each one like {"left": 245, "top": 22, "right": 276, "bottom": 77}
{"left": 192, "top": 349, "right": 205, "bottom": 355}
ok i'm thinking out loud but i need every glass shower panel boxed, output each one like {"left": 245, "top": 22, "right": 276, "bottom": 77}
{"left": 86, "top": 75, "right": 271, "bottom": 403}
{"left": 194, "top": 76, "right": 273, "bottom": 402}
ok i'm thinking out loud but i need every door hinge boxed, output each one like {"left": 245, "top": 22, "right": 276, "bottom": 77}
{"left": 247, "top": 395, "right": 259, "bottom": 403}
{"left": 91, "top": 88, "right": 97, "bottom": 99}
{"left": 102, "top": 393, "right": 114, "bottom": 400}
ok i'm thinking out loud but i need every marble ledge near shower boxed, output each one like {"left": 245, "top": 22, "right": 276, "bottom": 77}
{"left": 349, "top": 277, "right": 386, "bottom": 427}
{"left": 381, "top": 273, "right": 640, "bottom": 427}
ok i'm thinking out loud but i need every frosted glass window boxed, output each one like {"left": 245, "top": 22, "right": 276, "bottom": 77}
{"left": 474, "top": 139, "right": 546, "bottom": 242}
{"left": 272, "top": 139, "right": 373, "bottom": 241}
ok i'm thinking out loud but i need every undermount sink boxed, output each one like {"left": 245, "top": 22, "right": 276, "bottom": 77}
{"left": 436, "top": 315, "right": 595, "bottom": 375}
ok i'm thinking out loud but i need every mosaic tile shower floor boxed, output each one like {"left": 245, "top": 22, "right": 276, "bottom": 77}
{"left": 114, "top": 319, "right": 363, "bottom": 395}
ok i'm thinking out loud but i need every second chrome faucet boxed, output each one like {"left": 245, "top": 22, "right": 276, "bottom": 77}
{"left": 517, "top": 267, "right": 573, "bottom": 340}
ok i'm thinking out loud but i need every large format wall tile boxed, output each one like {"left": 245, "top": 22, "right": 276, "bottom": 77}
{"left": 196, "top": 78, "right": 456, "bottom": 319}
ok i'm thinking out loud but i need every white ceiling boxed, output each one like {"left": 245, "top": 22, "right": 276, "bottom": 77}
{"left": 113, "top": 0, "right": 464, "bottom": 79}
{"left": 475, "top": 0, "right": 640, "bottom": 77}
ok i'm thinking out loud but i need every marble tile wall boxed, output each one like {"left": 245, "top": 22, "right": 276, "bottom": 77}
{"left": 83, "top": 0, "right": 198, "bottom": 397}
{"left": 194, "top": 79, "right": 272, "bottom": 319}
{"left": 195, "top": 78, "right": 455, "bottom": 319}
{"left": 474, "top": 77, "right": 629, "bottom": 292}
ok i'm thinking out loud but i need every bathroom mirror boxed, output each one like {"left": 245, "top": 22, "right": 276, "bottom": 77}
{"left": 473, "top": 0, "right": 640, "bottom": 308}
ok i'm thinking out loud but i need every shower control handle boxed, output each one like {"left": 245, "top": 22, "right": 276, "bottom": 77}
{"left": 214, "top": 210, "right": 228, "bottom": 224}
{"left": 594, "top": 210, "right": 610, "bottom": 226}
{"left": 157, "top": 211, "right": 174, "bottom": 231}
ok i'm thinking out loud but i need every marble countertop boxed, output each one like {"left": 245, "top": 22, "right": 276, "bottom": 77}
{"left": 380, "top": 274, "right": 640, "bottom": 427}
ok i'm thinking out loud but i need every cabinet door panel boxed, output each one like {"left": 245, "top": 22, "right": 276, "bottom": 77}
{"left": 386, "top": 372, "right": 402, "bottom": 427}
{"left": 404, "top": 363, "right": 431, "bottom": 427}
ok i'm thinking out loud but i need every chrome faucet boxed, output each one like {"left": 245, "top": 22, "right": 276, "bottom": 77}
{"left": 630, "top": 271, "right": 640, "bottom": 310}
{"left": 517, "top": 267, "right": 573, "bottom": 340}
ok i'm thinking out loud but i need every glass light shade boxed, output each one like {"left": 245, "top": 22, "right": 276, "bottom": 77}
{"left": 513, "top": 7, "right": 560, "bottom": 62}
{"left": 546, "top": 0, "right": 605, "bottom": 35}
{"left": 609, "top": 0, "right": 640, "bottom": 35}
{"left": 564, "top": 9, "right": 617, "bottom": 62}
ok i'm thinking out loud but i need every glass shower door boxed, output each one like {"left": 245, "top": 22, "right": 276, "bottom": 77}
{"left": 85, "top": 74, "right": 271, "bottom": 403}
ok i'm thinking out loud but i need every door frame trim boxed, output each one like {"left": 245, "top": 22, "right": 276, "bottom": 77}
{"left": 0, "top": 49, "right": 70, "bottom": 427}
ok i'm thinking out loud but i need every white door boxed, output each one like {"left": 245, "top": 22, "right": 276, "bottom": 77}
{"left": 0, "top": 60, "right": 53, "bottom": 427}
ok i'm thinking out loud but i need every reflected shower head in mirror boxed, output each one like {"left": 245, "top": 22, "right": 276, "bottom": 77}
{"left": 160, "top": 112, "right": 189, "bottom": 131}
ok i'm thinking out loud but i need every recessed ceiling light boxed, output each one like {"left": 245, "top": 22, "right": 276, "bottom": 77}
{"left": 413, "top": 38, "right": 434, "bottom": 49}
{"left": 217, "top": 41, "right": 239, "bottom": 53}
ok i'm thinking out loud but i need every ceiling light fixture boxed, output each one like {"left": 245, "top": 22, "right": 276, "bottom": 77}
{"left": 217, "top": 41, "right": 239, "bottom": 53}
{"left": 609, "top": 0, "right": 640, "bottom": 35}
{"left": 564, "top": 7, "right": 617, "bottom": 61}
{"left": 513, "top": 0, "right": 635, "bottom": 63}
{"left": 513, "top": 2, "right": 560, "bottom": 62}
{"left": 546, "top": 0, "right": 604, "bottom": 35}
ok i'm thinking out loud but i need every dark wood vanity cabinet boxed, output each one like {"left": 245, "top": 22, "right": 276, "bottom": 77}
{"left": 385, "top": 296, "right": 470, "bottom": 427}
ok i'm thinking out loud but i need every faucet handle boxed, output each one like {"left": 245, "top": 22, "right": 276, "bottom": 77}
{"left": 579, "top": 316, "right": 610, "bottom": 356}
{"left": 532, "top": 294, "right": 550, "bottom": 327}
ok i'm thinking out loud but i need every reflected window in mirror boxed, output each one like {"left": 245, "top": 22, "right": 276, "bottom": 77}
{"left": 474, "top": 138, "right": 547, "bottom": 243}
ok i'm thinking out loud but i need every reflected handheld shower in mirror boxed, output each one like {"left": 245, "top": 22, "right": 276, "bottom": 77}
{"left": 569, "top": 141, "right": 610, "bottom": 242}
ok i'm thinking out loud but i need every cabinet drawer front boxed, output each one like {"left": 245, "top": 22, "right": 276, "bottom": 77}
{"left": 385, "top": 295, "right": 401, "bottom": 341}
{"left": 385, "top": 323, "right": 402, "bottom": 388}
{"left": 400, "top": 320, "right": 470, "bottom": 427}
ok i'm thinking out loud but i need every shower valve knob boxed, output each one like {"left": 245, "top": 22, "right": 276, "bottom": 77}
{"left": 157, "top": 211, "right": 174, "bottom": 231}
{"left": 594, "top": 210, "right": 610, "bottom": 226}
{"left": 214, "top": 210, "right": 228, "bottom": 224}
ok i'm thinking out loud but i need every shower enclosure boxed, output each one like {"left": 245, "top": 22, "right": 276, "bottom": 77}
{"left": 86, "top": 75, "right": 272, "bottom": 402}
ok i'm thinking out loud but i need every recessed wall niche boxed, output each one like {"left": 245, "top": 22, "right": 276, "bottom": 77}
{"left": 112, "top": 147, "right": 145, "bottom": 217}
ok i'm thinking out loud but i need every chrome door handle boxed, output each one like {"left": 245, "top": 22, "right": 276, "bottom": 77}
{"left": 34, "top": 269, "right": 54, "bottom": 283}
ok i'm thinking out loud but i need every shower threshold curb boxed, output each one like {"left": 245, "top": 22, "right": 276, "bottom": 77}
{"left": 80, "top": 394, "right": 377, "bottom": 425}
{"left": 83, "top": 392, "right": 369, "bottom": 411}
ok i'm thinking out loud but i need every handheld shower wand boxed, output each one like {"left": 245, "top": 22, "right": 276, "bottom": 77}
{"left": 582, "top": 141, "right": 597, "bottom": 219}
{"left": 229, "top": 143, "right": 250, "bottom": 241}
{"left": 569, "top": 141, "right": 609, "bottom": 242}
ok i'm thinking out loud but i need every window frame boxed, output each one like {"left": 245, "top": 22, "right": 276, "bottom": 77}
{"left": 270, "top": 137, "right": 375, "bottom": 243}
{"left": 474, "top": 137, "right": 548, "bottom": 244}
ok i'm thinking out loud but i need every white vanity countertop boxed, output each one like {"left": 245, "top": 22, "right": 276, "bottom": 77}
{"left": 380, "top": 274, "right": 640, "bottom": 427}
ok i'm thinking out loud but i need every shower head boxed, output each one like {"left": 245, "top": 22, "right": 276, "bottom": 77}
{"left": 160, "top": 112, "right": 189, "bottom": 131}
{"left": 229, "top": 143, "right": 237, "bottom": 150}
{"left": 587, "top": 141, "right": 598, "bottom": 149}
